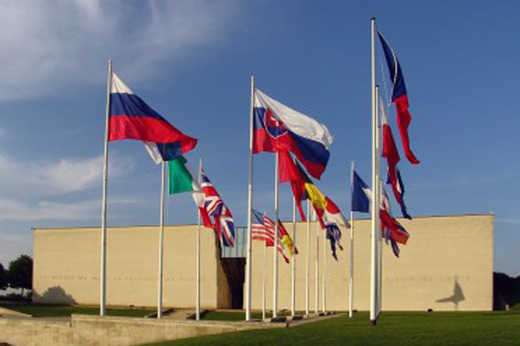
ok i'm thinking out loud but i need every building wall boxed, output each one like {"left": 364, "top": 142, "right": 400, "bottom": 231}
{"left": 33, "top": 214, "right": 493, "bottom": 311}
{"left": 33, "top": 225, "right": 230, "bottom": 308}
{"left": 250, "top": 214, "right": 493, "bottom": 312}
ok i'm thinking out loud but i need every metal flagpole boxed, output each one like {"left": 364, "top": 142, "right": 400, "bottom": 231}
{"left": 349, "top": 161, "right": 355, "bottom": 318}
{"left": 273, "top": 151, "right": 280, "bottom": 318}
{"left": 378, "top": 179, "right": 383, "bottom": 317}
{"left": 375, "top": 88, "right": 382, "bottom": 318}
{"left": 305, "top": 201, "right": 311, "bottom": 316}
{"left": 370, "top": 17, "right": 381, "bottom": 326}
{"left": 322, "top": 225, "right": 326, "bottom": 313}
{"left": 157, "top": 161, "right": 166, "bottom": 319}
{"left": 245, "top": 75, "right": 255, "bottom": 321}
{"left": 262, "top": 239, "right": 267, "bottom": 320}
{"left": 315, "top": 213, "right": 319, "bottom": 315}
{"left": 291, "top": 197, "right": 297, "bottom": 317}
{"left": 196, "top": 159, "right": 202, "bottom": 321}
{"left": 100, "top": 60, "right": 112, "bottom": 316}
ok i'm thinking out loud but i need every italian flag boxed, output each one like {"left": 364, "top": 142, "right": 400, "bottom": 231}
{"left": 168, "top": 156, "right": 212, "bottom": 228}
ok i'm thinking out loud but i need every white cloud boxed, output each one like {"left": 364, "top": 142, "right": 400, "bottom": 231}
{"left": 0, "top": 197, "right": 141, "bottom": 222}
{"left": 0, "top": 199, "right": 98, "bottom": 221}
{"left": 0, "top": 151, "right": 133, "bottom": 198}
{"left": 0, "top": 0, "right": 236, "bottom": 101}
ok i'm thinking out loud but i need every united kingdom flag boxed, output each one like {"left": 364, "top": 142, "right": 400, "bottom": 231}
{"left": 200, "top": 169, "right": 235, "bottom": 247}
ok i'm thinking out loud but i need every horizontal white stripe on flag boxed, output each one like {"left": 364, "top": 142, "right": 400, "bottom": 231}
{"left": 111, "top": 72, "right": 134, "bottom": 94}
{"left": 255, "top": 89, "right": 334, "bottom": 149}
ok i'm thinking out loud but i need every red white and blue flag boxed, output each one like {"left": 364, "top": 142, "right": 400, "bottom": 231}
{"left": 251, "top": 209, "right": 292, "bottom": 263}
{"left": 109, "top": 72, "right": 197, "bottom": 158}
{"left": 378, "top": 31, "right": 420, "bottom": 165}
{"left": 381, "top": 100, "right": 411, "bottom": 219}
{"left": 380, "top": 188, "right": 410, "bottom": 250}
{"left": 351, "top": 170, "right": 371, "bottom": 213}
{"left": 200, "top": 169, "right": 235, "bottom": 247}
{"left": 253, "top": 89, "right": 334, "bottom": 179}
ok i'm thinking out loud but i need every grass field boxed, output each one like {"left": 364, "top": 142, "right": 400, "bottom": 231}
{"left": 201, "top": 310, "right": 298, "bottom": 321}
{"left": 0, "top": 303, "right": 155, "bottom": 317}
{"left": 145, "top": 311, "right": 520, "bottom": 346}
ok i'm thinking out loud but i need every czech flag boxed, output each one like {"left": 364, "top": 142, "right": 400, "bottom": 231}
{"left": 108, "top": 72, "right": 197, "bottom": 155}
{"left": 253, "top": 89, "right": 334, "bottom": 179}
{"left": 378, "top": 31, "right": 420, "bottom": 165}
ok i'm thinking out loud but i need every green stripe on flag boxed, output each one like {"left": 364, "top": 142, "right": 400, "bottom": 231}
{"left": 168, "top": 156, "right": 195, "bottom": 194}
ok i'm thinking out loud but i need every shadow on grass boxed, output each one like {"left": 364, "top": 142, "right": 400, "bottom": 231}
{"left": 0, "top": 303, "right": 155, "bottom": 318}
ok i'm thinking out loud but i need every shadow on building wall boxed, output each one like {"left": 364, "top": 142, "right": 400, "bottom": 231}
{"left": 436, "top": 279, "right": 465, "bottom": 311}
{"left": 32, "top": 286, "right": 76, "bottom": 305}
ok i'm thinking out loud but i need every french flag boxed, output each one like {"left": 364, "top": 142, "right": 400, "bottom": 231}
{"left": 109, "top": 73, "right": 197, "bottom": 156}
{"left": 351, "top": 170, "right": 370, "bottom": 213}
{"left": 253, "top": 89, "right": 334, "bottom": 179}
{"left": 378, "top": 31, "right": 420, "bottom": 165}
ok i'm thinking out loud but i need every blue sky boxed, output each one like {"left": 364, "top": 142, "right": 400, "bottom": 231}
{"left": 0, "top": 0, "right": 519, "bottom": 276}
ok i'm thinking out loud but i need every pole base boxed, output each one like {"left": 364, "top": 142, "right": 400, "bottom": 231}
{"left": 371, "top": 319, "right": 377, "bottom": 326}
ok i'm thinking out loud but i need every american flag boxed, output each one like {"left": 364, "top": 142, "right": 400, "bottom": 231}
{"left": 200, "top": 170, "right": 235, "bottom": 247}
{"left": 251, "top": 209, "right": 291, "bottom": 263}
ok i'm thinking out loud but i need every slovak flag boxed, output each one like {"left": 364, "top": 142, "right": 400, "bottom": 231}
{"left": 253, "top": 89, "right": 334, "bottom": 179}
{"left": 200, "top": 169, "right": 236, "bottom": 247}
{"left": 378, "top": 31, "right": 420, "bottom": 165}
{"left": 109, "top": 72, "right": 197, "bottom": 156}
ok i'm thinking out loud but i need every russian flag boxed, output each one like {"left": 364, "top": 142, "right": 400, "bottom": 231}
{"left": 378, "top": 31, "right": 420, "bottom": 165}
{"left": 253, "top": 89, "right": 333, "bottom": 179}
{"left": 108, "top": 73, "right": 197, "bottom": 155}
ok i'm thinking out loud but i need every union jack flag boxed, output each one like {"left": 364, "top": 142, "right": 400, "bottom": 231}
{"left": 380, "top": 186, "right": 408, "bottom": 257}
{"left": 200, "top": 169, "right": 235, "bottom": 247}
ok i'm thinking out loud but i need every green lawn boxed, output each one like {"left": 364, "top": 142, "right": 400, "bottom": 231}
{"left": 201, "top": 310, "right": 300, "bottom": 321}
{"left": 0, "top": 303, "right": 155, "bottom": 317}
{"left": 144, "top": 311, "right": 520, "bottom": 346}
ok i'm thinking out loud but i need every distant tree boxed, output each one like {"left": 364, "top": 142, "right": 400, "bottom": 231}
{"left": 8, "top": 255, "right": 33, "bottom": 296}
{"left": 0, "top": 263, "right": 7, "bottom": 290}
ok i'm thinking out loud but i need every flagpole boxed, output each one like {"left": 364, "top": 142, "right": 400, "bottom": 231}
{"left": 376, "top": 89, "right": 382, "bottom": 318}
{"left": 100, "top": 60, "right": 112, "bottom": 317}
{"left": 305, "top": 200, "right": 310, "bottom": 316}
{"left": 349, "top": 161, "right": 355, "bottom": 318}
{"left": 157, "top": 161, "right": 166, "bottom": 319}
{"left": 370, "top": 16, "right": 381, "bottom": 326}
{"left": 315, "top": 213, "right": 319, "bottom": 316}
{"left": 245, "top": 75, "right": 255, "bottom": 321}
{"left": 378, "top": 179, "right": 383, "bottom": 317}
{"left": 291, "top": 197, "right": 296, "bottom": 317}
{"left": 322, "top": 225, "right": 326, "bottom": 314}
{"left": 196, "top": 159, "right": 202, "bottom": 321}
{"left": 273, "top": 151, "right": 280, "bottom": 319}
{"left": 262, "top": 239, "right": 267, "bottom": 320}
